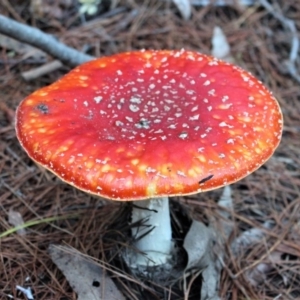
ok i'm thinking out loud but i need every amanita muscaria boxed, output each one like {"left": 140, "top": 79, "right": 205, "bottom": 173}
{"left": 16, "top": 50, "right": 283, "bottom": 268}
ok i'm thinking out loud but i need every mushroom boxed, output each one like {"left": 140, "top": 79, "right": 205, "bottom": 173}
{"left": 15, "top": 50, "right": 283, "bottom": 269}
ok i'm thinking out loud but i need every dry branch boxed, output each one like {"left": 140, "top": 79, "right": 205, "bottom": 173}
{"left": 0, "top": 15, "right": 94, "bottom": 67}
{"left": 21, "top": 60, "right": 63, "bottom": 81}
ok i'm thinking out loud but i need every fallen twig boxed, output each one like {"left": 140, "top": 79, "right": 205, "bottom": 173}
{"left": 21, "top": 60, "right": 63, "bottom": 81}
{"left": 0, "top": 15, "right": 94, "bottom": 67}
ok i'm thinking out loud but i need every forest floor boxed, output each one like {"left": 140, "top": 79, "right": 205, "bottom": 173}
{"left": 0, "top": 1, "right": 300, "bottom": 299}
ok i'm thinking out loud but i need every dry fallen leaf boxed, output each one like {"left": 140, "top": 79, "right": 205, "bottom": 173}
{"left": 210, "top": 186, "right": 234, "bottom": 241}
{"left": 245, "top": 251, "right": 282, "bottom": 286}
{"left": 230, "top": 221, "right": 285, "bottom": 287}
{"left": 211, "top": 26, "right": 235, "bottom": 63}
{"left": 48, "top": 244, "right": 125, "bottom": 300}
{"left": 172, "top": 0, "right": 192, "bottom": 20}
{"left": 8, "top": 209, "right": 26, "bottom": 236}
{"left": 231, "top": 220, "right": 274, "bottom": 256}
{"left": 16, "top": 285, "right": 34, "bottom": 300}
{"left": 183, "top": 187, "right": 234, "bottom": 299}
{"left": 183, "top": 220, "right": 221, "bottom": 300}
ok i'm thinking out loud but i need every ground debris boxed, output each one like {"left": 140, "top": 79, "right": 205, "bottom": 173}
{"left": 1, "top": 0, "right": 299, "bottom": 299}
{"left": 182, "top": 187, "right": 234, "bottom": 300}
{"left": 48, "top": 244, "right": 125, "bottom": 300}
{"left": 231, "top": 220, "right": 274, "bottom": 257}
{"left": 172, "top": 0, "right": 192, "bottom": 20}
{"left": 8, "top": 209, "right": 26, "bottom": 236}
{"left": 183, "top": 220, "right": 220, "bottom": 300}
{"left": 16, "top": 285, "right": 34, "bottom": 300}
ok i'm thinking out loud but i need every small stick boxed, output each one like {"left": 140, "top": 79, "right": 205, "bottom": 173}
{"left": 0, "top": 15, "right": 94, "bottom": 67}
{"left": 21, "top": 60, "right": 63, "bottom": 81}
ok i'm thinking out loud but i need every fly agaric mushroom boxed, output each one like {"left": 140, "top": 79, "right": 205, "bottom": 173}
{"left": 15, "top": 50, "right": 283, "bottom": 268}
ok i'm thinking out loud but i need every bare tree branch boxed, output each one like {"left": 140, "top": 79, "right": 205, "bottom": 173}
{"left": 0, "top": 14, "right": 94, "bottom": 67}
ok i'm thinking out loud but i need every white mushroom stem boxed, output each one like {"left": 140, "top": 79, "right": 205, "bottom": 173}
{"left": 130, "top": 197, "right": 173, "bottom": 267}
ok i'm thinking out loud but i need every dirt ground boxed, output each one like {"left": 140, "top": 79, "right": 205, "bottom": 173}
{"left": 1, "top": 1, "right": 300, "bottom": 299}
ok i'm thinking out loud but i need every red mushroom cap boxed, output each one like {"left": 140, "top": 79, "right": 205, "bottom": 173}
{"left": 15, "top": 50, "right": 283, "bottom": 200}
